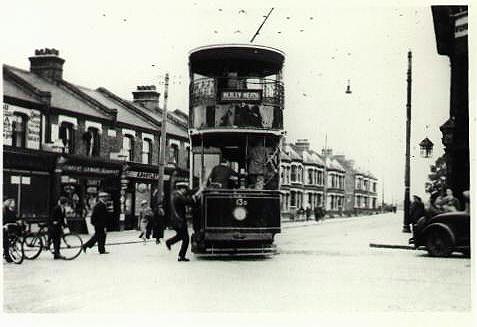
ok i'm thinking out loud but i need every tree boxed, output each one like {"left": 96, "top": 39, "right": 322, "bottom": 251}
{"left": 426, "top": 154, "right": 447, "bottom": 194}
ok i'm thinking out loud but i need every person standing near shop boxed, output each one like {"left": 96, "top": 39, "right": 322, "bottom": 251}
{"left": 151, "top": 189, "right": 166, "bottom": 244}
{"left": 49, "top": 197, "right": 68, "bottom": 260}
{"left": 3, "top": 199, "right": 17, "bottom": 263}
{"left": 82, "top": 192, "right": 110, "bottom": 254}
{"left": 139, "top": 200, "right": 153, "bottom": 244}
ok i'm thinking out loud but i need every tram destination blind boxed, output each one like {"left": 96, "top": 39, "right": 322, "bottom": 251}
{"left": 220, "top": 90, "right": 262, "bottom": 102}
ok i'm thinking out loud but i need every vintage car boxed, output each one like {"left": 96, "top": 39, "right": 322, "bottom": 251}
{"left": 409, "top": 211, "right": 470, "bottom": 257}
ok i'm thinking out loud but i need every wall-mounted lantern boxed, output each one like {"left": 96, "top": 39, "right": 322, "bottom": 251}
{"left": 419, "top": 137, "right": 434, "bottom": 158}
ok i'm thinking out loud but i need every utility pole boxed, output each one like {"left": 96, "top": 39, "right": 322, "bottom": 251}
{"left": 403, "top": 51, "right": 412, "bottom": 233}
{"left": 157, "top": 73, "right": 169, "bottom": 203}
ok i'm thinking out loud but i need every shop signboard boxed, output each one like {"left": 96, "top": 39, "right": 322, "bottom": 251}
{"left": 125, "top": 170, "right": 159, "bottom": 180}
{"left": 62, "top": 164, "right": 120, "bottom": 175}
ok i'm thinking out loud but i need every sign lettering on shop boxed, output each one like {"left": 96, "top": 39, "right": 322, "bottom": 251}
{"left": 125, "top": 170, "right": 159, "bottom": 180}
{"left": 62, "top": 164, "right": 119, "bottom": 175}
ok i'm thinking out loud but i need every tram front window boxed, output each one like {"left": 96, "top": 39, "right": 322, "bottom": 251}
{"left": 192, "top": 134, "right": 280, "bottom": 190}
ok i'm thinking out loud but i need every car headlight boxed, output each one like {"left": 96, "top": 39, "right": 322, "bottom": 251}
{"left": 233, "top": 207, "right": 247, "bottom": 221}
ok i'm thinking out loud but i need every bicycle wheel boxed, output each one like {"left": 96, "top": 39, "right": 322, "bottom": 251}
{"left": 23, "top": 233, "right": 43, "bottom": 260}
{"left": 9, "top": 236, "right": 24, "bottom": 264}
{"left": 59, "top": 233, "right": 83, "bottom": 260}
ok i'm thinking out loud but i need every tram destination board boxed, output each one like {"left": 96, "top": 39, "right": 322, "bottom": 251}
{"left": 219, "top": 90, "right": 262, "bottom": 103}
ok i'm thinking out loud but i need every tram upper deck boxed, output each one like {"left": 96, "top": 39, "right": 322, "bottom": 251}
{"left": 188, "top": 44, "right": 285, "bottom": 131}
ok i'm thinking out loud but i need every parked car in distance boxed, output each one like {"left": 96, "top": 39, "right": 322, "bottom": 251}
{"left": 409, "top": 211, "right": 470, "bottom": 257}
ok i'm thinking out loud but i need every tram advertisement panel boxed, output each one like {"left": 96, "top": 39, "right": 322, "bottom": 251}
{"left": 204, "top": 193, "right": 280, "bottom": 229}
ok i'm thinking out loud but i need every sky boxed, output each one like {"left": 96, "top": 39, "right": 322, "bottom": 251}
{"left": 1, "top": 0, "right": 461, "bottom": 204}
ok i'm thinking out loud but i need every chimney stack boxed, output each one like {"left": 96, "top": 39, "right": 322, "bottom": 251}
{"left": 295, "top": 138, "right": 310, "bottom": 152}
{"left": 322, "top": 148, "right": 333, "bottom": 157}
{"left": 29, "top": 48, "right": 65, "bottom": 81}
{"left": 133, "top": 85, "right": 160, "bottom": 111}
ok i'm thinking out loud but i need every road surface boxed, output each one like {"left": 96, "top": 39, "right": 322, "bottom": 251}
{"left": 3, "top": 213, "right": 471, "bottom": 313}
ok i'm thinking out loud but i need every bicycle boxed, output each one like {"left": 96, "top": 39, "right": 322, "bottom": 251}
{"left": 3, "top": 223, "right": 24, "bottom": 264}
{"left": 23, "top": 222, "right": 83, "bottom": 260}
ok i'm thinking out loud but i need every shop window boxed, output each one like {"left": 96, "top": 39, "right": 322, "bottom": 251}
{"left": 123, "top": 134, "right": 134, "bottom": 161}
{"left": 59, "top": 122, "right": 75, "bottom": 153}
{"left": 11, "top": 113, "right": 28, "bottom": 148}
{"left": 142, "top": 138, "right": 152, "bottom": 164}
{"left": 84, "top": 127, "right": 100, "bottom": 157}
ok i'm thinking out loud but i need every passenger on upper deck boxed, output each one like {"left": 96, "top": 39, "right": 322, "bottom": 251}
{"left": 207, "top": 157, "right": 239, "bottom": 189}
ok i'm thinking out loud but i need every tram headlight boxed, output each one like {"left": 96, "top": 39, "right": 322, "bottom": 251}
{"left": 233, "top": 206, "right": 247, "bottom": 221}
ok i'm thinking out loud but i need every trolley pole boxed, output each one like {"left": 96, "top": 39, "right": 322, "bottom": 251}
{"left": 250, "top": 8, "right": 274, "bottom": 43}
{"left": 403, "top": 51, "right": 412, "bottom": 233}
{"left": 157, "top": 73, "right": 170, "bottom": 203}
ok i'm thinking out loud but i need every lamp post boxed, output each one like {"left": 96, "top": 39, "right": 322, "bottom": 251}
{"left": 117, "top": 148, "right": 129, "bottom": 231}
{"left": 402, "top": 50, "right": 412, "bottom": 233}
{"left": 157, "top": 73, "right": 170, "bottom": 204}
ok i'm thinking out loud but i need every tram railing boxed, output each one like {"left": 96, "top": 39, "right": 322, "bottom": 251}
{"left": 190, "top": 77, "right": 284, "bottom": 108}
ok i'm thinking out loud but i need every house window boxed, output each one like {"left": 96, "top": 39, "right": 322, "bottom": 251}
{"left": 11, "top": 113, "right": 28, "bottom": 148}
{"left": 186, "top": 146, "right": 190, "bottom": 169}
{"left": 308, "top": 169, "right": 313, "bottom": 185}
{"left": 123, "top": 134, "right": 134, "bottom": 161}
{"left": 142, "top": 138, "right": 152, "bottom": 164}
{"left": 169, "top": 143, "right": 179, "bottom": 165}
{"left": 291, "top": 165, "right": 297, "bottom": 182}
{"left": 85, "top": 127, "right": 100, "bottom": 157}
{"left": 59, "top": 122, "right": 75, "bottom": 153}
{"left": 290, "top": 191, "right": 296, "bottom": 207}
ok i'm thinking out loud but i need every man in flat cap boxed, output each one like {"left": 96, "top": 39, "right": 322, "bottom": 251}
{"left": 83, "top": 192, "right": 110, "bottom": 254}
{"left": 166, "top": 182, "right": 202, "bottom": 261}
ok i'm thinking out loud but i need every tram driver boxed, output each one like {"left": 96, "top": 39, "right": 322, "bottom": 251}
{"left": 207, "top": 157, "right": 239, "bottom": 189}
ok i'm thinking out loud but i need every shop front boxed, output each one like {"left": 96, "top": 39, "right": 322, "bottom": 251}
{"left": 122, "top": 163, "right": 190, "bottom": 230}
{"left": 3, "top": 147, "right": 57, "bottom": 222}
{"left": 55, "top": 155, "right": 122, "bottom": 233}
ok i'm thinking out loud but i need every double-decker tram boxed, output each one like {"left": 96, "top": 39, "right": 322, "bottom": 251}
{"left": 188, "top": 44, "right": 285, "bottom": 255}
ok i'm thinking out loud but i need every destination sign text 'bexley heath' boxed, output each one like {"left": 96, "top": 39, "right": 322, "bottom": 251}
{"left": 220, "top": 90, "right": 262, "bottom": 102}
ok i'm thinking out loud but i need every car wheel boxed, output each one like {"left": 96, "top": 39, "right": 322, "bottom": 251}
{"left": 426, "top": 229, "right": 453, "bottom": 257}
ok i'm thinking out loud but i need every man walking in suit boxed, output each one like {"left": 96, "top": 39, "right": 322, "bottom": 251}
{"left": 83, "top": 192, "right": 110, "bottom": 254}
{"left": 50, "top": 197, "right": 68, "bottom": 260}
{"left": 166, "top": 182, "right": 202, "bottom": 262}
